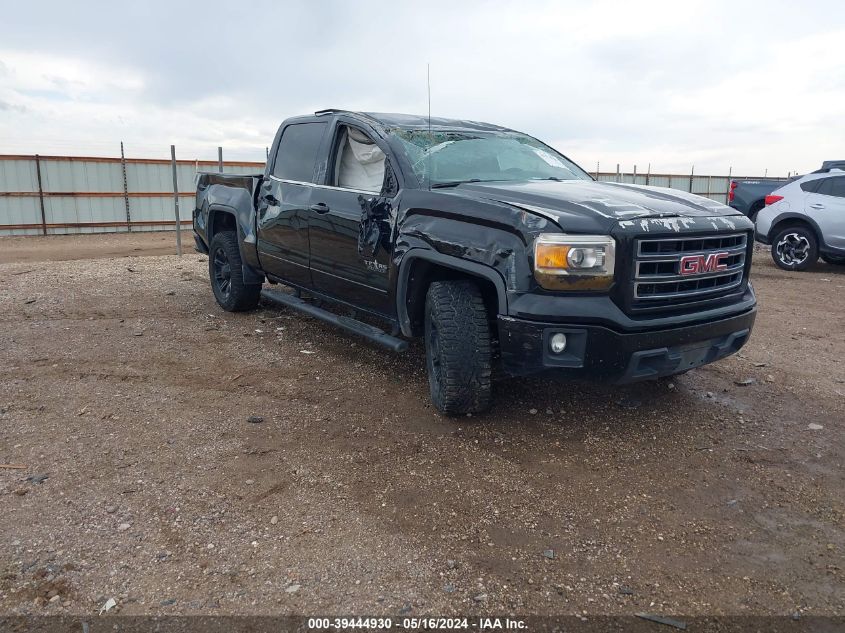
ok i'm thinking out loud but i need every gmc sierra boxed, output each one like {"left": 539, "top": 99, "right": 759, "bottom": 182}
{"left": 193, "top": 110, "right": 757, "bottom": 414}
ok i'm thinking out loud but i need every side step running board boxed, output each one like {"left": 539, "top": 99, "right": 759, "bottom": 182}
{"left": 260, "top": 288, "right": 409, "bottom": 353}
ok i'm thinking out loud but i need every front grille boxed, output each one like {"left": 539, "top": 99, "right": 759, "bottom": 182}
{"left": 632, "top": 233, "right": 748, "bottom": 307}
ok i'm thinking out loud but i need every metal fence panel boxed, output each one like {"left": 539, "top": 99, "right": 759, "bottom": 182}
{"left": 0, "top": 154, "right": 266, "bottom": 235}
{"left": 1, "top": 196, "right": 41, "bottom": 235}
{"left": 43, "top": 195, "right": 122, "bottom": 233}
{"left": 40, "top": 159, "right": 124, "bottom": 194}
{"left": 127, "top": 195, "right": 196, "bottom": 230}
{"left": 126, "top": 162, "right": 171, "bottom": 193}
{"left": 0, "top": 158, "right": 38, "bottom": 193}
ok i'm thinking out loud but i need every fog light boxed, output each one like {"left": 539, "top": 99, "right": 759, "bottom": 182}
{"left": 550, "top": 333, "right": 567, "bottom": 354}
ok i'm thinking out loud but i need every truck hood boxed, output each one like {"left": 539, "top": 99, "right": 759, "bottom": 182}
{"left": 441, "top": 179, "right": 742, "bottom": 230}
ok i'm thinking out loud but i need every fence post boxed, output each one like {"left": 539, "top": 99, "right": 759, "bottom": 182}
{"left": 688, "top": 165, "right": 694, "bottom": 193}
{"left": 171, "top": 145, "right": 182, "bottom": 256}
{"left": 120, "top": 142, "right": 131, "bottom": 231}
{"left": 218, "top": 146, "right": 223, "bottom": 173}
{"left": 595, "top": 161, "right": 599, "bottom": 179}
{"left": 646, "top": 163, "right": 651, "bottom": 186}
{"left": 34, "top": 154, "right": 47, "bottom": 236}
{"left": 633, "top": 164, "right": 637, "bottom": 183}
{"left": 616, "top": 163, "right": 621, "bottom": 183}
{"left": 266, "top": 147, "right": 270, "bottom": 161}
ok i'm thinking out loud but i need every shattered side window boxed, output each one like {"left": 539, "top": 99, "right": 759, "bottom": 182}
{"left": 391, "top": 129, "right": 591, "bottom": 187}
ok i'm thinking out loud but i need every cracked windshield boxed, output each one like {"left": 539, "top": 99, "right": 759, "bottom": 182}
{"left": 392, "top": 129, "right": 592, "bottom": 187}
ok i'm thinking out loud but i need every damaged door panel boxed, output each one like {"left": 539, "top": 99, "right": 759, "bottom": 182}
{"left": 306, "top": 122, "right": 397, "bottom": 314}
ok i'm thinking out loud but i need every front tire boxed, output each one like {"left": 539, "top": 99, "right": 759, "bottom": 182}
{"left": 424, "top": 280, "right": 492, "bottom": 415}
{"left": 209, "top": 231, "right": 261, "bottom": 311}
{"left": 771, "top": 226, "right": 818, "bottom": 271}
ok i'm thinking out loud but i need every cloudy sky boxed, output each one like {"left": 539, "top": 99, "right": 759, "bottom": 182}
{"left": 0, "top": 0, "right": 842, "bottom": 175}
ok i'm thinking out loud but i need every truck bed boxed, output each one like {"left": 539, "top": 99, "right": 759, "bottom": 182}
{"left": 196, "top": 171, "right": 262, "bottom": 195}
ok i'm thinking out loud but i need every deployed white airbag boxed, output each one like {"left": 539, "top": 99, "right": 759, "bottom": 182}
{"left": 338, "top": 128, "right": 385, "bottom": 192}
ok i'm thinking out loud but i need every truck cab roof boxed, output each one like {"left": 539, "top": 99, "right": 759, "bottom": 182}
{"left": 311, "top": 109, "right": 512, "bottom": 134}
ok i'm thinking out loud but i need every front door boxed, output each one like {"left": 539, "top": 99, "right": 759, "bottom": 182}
{"left": 307, "top": 124, "right": 396, "bottom": 315}
{"left": 256, "top": 121, "right": 327, "bottom": 286}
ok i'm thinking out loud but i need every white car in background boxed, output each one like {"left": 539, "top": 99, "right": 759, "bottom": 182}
{"left": 755, "top": 169, "right": 845, "bottom": 270}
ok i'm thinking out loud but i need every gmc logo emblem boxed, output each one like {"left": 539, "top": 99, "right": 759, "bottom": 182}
{"left": 679, "top": 252, "right": 729, "bottom": 275}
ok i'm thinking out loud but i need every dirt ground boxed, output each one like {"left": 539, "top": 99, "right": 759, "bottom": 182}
{"left": 0, "top": 231, "right": 843, "bottom": 618}
{"left": 0, "top": 231, "right": 180, "bottom": 264}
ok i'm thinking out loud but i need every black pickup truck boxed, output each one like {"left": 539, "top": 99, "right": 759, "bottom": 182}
{"left": 193, "top": 110, "right": 757, "bottom": 414}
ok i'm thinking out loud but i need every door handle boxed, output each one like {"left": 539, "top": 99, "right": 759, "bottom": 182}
{"left": 262, "top": 194, "right": 280, "bottom": 206}
{"left": 310, "top": 202, "right": 330, "bottom": 214}
{"left": 809, "top": 203, "right": 825, "bottom": 209}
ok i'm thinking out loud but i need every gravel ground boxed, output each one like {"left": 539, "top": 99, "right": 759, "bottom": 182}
{"left": 0, "top": 233, "right": 843, "bottom": 618}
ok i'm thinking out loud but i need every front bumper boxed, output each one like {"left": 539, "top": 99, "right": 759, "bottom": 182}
{"left": 498, "top": 305, "right": 756, "bottom": 382}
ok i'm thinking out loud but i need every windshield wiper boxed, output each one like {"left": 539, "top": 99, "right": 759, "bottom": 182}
{"left": 430, "top": 179, "right": 484, "bottom": 188}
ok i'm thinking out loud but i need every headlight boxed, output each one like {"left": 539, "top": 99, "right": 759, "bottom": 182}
{"left": 533, "top": 234, "right": 616, "bottom": 290}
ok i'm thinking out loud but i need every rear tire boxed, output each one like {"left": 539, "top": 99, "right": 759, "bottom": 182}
{"left": 771, "top": 226, "right": 818, "bottom": 271}
{"left": 209, "top": 231, "right": 261, "bottom": 311}
{"left": 424, "top": 280, "right": 492, "bottom": 415}
{"left": 821, "top": 254, "right": 845, "bottom": 265}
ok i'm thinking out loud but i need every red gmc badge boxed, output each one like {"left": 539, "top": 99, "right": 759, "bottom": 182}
{"left": 679, "top": 252, "right": 729, "bottom": 275}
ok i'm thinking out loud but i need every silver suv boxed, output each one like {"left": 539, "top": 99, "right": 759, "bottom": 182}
{"left": 755, "top": 170, "right": 845, "bottom": 270}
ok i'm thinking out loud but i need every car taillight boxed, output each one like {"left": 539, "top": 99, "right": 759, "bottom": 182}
{"left": 729, "top": 180, "right": 737, "bottom": 202}
{"left": 764, "top": 195, "right": 783, "bottom": 206}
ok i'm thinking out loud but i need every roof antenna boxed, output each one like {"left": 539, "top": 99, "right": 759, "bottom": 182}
{"left": 427, "top": 63, "right": 432, "bottom": 191}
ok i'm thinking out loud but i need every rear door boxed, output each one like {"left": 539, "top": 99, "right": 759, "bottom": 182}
{"left": 257, "top": 121, "right": 327, "bottom": 286}
{"left": 307, "top": 123, "right": 398, "bottom": 315}
{"left": 805, "top": 175, "right": 845, "bottom": 250}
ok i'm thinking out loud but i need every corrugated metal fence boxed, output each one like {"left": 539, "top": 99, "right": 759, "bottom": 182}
{"left": 593, "top": 171, "right": 786, "bottom": 203}
{"left": 1, "top": 153, "right": 775, "bottom": 236}
{"left": 0, "top": 154, "right": 265, "bottom": 236}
